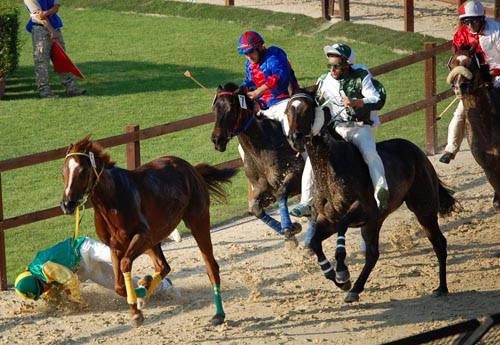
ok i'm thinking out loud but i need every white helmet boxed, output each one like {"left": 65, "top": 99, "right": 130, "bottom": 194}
{"left": 458, "top": 0, "right": 485, "bottom": 19}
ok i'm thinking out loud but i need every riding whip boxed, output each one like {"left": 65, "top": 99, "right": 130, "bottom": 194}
{"left": 183, "top": 70, "right": 207, "bottom": 89}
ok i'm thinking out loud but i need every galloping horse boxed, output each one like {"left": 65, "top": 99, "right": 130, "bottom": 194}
{"left": 211, "top": 83, "right": 303, "bottom": 240}
{"left": 286, "top": 90, "right": 455, "bottom": 302}
{"left": 61, "top": 136, "right": 237, "bottom": 326}
{"left": 447, "top": 48, "right": 500, "bottom": 210}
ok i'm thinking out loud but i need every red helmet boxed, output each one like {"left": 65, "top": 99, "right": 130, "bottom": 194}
{"left": 458, "top": 1, "right": 485, "bottom": 19}
{"left": 237, "top": 31, "right": 264, "bottom": 55}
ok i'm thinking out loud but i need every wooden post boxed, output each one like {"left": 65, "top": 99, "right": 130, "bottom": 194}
{"left": 424, "top": 42, "right": 437, "bottom": 155}
{"left": 321, "top": 0, "right": 331, "bottom": 20}
{"left": 224, "top": 0, "right": 234, "bottom": 6}
{"left": 329, "top": 0, "right": 335, "bottom": 17}
{"left": 495, "top": 0, "right": 500, "bottom": 21}
{"left": 0, "top": 173, "right": 7, "bottom": 290}
{"left": 126, "top": 125, "right": 141, "bottom": 170}
{"left": 339, "top": 0, "right": 350, "bottom": 21}
{"left": 404, "top": 0, "right": 414, "bottom": 32}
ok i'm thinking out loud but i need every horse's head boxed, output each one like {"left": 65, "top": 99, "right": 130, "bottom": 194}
{"left": 447, "top": 47, "right": 489, "bottom": 98}
{"left": 211, "top": 83, "right": 254, "bottom": 152}
{"left": 61, "top": 136, "right": 114, "bottom": 214}
{"left": 286, "top": 86, "right": 318, "bottom": 152}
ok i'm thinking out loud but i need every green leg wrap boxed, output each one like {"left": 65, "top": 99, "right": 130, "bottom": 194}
{"left": 213, "top": 284, "right": 225, "bottom": 317}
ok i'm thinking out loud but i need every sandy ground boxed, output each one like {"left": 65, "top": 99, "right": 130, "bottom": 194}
{"left": 184, "top": 0, "right": 495, "bottom": 39}
{"left": 1, "top": 152, "right": 499, "bottom": 344}
{"left": 1, "top": 1, "right": 499, "bottom": 344}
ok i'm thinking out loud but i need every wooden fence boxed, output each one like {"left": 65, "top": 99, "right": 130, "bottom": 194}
{"left": 0, "top": 41, "right": 454, "bottom": 290}
{"left": 317, "top": 0, "right": 500, "bottom": 28}
{"left": 224, "top": 1, "right": 500, "bottom": 25}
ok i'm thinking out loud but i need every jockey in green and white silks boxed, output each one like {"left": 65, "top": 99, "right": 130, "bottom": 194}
{"left": 315, "top": 43, "right": 389, "bottom": 210}
{"left": 15, "top": 236, "right": 176, "bottom": 303}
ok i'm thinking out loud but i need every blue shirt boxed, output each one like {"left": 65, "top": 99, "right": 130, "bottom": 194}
{"left": 242, "top": 46, "right": 298, "bottom": 109}
{"left": 25, "top": 0, "right": 63, "bottom": 32}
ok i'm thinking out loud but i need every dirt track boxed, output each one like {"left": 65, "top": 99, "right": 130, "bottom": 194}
{"left": 1, "top": 1, "right": 499, "bottom": 344}
{"left": 1, "top": 148, "right": 499, "bottom": 344}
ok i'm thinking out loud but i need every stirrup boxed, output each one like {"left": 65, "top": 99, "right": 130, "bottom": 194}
{"left": 290, "top": 204, "right": 311, "bottom": 217}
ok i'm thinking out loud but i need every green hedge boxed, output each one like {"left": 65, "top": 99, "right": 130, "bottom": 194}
{"left": 0, "top": 1, "right": 20, "bottom": 78}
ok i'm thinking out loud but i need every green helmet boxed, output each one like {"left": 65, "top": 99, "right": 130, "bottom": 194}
{"left": 323, "top": 43, "right": 355, "bottom": 64}
{"left": 15, "top": 271, "right": 42, "bottom": 300}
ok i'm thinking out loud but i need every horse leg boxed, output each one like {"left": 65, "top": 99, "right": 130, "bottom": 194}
{"left": 185, "top": 210, "right": 225, "bottom": 326}
{"left": 276, "top": 175, "right": 302, "bottom": 239}
{"left": 251, "top": 184, "right": 283, "bottom": 235}
{"left": 309, "top": 216, "right": 350, "bottom": 291}
{"left": 484, "top": 169, "right": 500, "bottom": 211}
{"left": 139, "top": 244, "right": 171, "bottom": 298}
{"left": 120, "top": 233, "right": 155, "bottom": 327}
{"left": 110, "top": 248, "right": 127, "bottom": 297}
{"left": 346, "top": 222, "right": 380, "bottom": 303}
{"left": 414, "top": 213, "right": 448, "bottom": 296}
{"left": 334, "top": 201, "right": 365, "bottom": 284}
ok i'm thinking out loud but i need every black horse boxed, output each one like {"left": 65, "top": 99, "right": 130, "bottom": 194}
{"left": 447, "top": 48, "right": 500, "bottom": 210}
{"left": 211, "top": 83, "right": 303, "bottom": 241}
{"left": 285, "top": 90, "right": 455, "bottom": 302}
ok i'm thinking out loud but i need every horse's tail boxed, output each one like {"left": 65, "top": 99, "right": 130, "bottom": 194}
{"left": 438, "top": 179, "right": 457, "bottom": 216}
{"left": 195, "top": 163, "right": 238, "bottom": 203}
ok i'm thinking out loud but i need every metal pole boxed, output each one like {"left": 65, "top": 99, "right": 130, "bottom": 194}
{"left": 126, "top": 125, "right": 141, "bottom": 170}
{"left": 424, "top": 42, "right": 437, "bottom": 155}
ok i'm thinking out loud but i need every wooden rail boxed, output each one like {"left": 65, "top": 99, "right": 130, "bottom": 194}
{"left": 0, "top": 40, "right": 455, "bottom": 289}
{"left": 320, "top": 1, "right": 500, "bottom": 28}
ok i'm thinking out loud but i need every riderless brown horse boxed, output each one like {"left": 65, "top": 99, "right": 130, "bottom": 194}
{"left": 447, "top": 48, "right": 500, "bottom": 210}
{"left": 211, "top": 82, "right": 302, "bottom": 241}
{"left": 61, "top": 136, "right": 237, "bottom": 326}
{"left": 285, "top": 90, "right": 455, "bottom": 302}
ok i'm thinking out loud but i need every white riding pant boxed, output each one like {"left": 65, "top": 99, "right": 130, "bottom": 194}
{"left": 238, "top": 100, "right": 313, "bottom": 205}
{"left": 77, "top": 238, "right": 173, "bottom": 293}
{"left": 334, "top": 122, "right": 389, "bottom": 197}
{"left": 444, "top": 100, "right": 465, "bottom": 155}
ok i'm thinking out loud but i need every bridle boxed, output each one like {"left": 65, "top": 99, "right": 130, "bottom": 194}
{"left": 213, "top": 91, "right": 255, "bottom": 138}
{"left": 286, "top": 93, "right": 319, "bottom": 139}
{"left": 64, "top": 151, "right": 104, "bottom": 205}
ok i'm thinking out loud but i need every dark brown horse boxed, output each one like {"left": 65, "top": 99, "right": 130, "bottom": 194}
{"left": 447, "top": 49, "right": 500, "bottom": 210}
{"left": 61, "top": 136, "right": 237, "bottom": 326}
{"left": 211, "top": 83, "right": 303, "bottom": 241}
{"left": 286, "top": 91, "right": 455, "bottom": 302}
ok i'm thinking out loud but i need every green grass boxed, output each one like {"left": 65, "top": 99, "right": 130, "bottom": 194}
{"left": 1, "top": 2, "right": 455, "bottom": 284}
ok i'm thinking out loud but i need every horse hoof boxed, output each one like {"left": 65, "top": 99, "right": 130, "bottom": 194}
{"left": 211, "top": 314, "right": 225, "bottom": 326}
{"left": 131, "top": 313, "right": 144, "bottom": 327}
{"left": 336, "top": 270, "right": 350, "bottom": 284}
{"left": 493, "top": 200, "right": 500, "bottom": 211}
{"left": 138, "top": 275, "right": 153, "bottom": 290}
{"left": 339, "top": 280, "right": 352, "bottom": 292}
{"left": 345, "top": 291, "right": 360, "bottom": 303}
{"left": 283, "top": 223, "right": 302, "bottom": 238}
{"left": 432, "top": 288, "right": 449, "bottom": 297}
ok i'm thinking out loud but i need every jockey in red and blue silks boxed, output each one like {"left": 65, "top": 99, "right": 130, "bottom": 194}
{"left": 237, "top": 31, "right": 314, "bottom": 223}
{"left": 238, "top": 31, "right": 299, "bottom": 111}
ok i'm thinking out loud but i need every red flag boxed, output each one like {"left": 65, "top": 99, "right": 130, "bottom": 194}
{"left": 50, "top": 40, "right": 85, "bottom": 79}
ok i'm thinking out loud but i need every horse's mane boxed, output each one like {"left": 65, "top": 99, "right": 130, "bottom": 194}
{"left": 71, "top": 135, "right": 116, "bottom": 168}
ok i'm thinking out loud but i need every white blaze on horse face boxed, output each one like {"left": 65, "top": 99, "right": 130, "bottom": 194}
{"left": 291, "top": 99, "right": 302, "bottom": 109}
{"left": 456, "top": 55, "right": 468, "bottom": 66}
{"left": 65, "top": 157, "right": 79, "bottom": 198}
